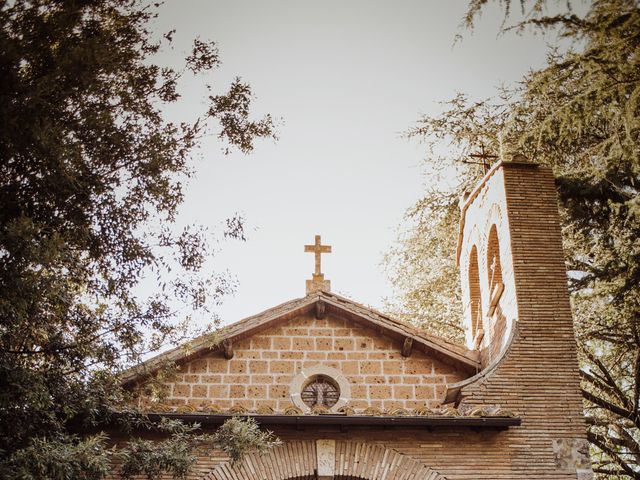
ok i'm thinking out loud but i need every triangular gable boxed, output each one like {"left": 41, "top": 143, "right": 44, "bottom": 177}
{"left": 122, "top": 291, "right": 480, "bottom": 385}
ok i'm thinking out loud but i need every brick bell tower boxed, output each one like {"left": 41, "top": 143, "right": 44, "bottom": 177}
{"left": 453, "top": 156, "right": 593, "bottom": 479}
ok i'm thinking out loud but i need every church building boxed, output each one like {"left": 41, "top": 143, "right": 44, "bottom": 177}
{"left": 122, "top": 159, "right": 592, "bottom": 479}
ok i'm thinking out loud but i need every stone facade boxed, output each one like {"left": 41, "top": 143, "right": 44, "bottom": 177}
{"left": 122, "top": 159, "right": 592, "bottom": 480}
{"left": 159, "top": 313, "right": 465, "bottom": 412}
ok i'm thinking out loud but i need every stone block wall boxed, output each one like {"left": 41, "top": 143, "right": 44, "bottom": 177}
{"left": 153, "top": 313, "right": 466, "bottom": 411}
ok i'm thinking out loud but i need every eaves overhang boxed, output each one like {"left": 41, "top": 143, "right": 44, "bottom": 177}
{"left": 123, "top": 412, "right": 522, "bottom": 430}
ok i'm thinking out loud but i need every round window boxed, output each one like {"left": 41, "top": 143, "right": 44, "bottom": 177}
{"left": 300, "top": 375, "right": 340, "bottom": 408}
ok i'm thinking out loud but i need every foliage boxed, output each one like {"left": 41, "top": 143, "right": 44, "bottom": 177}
{"left": 3, "top": 434, "right": 111, "bottom": 480}
{"left": 383, "top": 189, "right": 466, "bottom": 342}
{"left": 117, "top": 417, "right": 279, "bottom": 479}
{"left": 0, "top": 0, "right": 277, "bottom": 478}
{"left": 212, "top": 416, "right": 282, "bottom": 465}
{"left": 383, "top": 93, "right": 505, "bottom": 342}
{"left": 386, "top": 0, "right": 640, "bottom": 477}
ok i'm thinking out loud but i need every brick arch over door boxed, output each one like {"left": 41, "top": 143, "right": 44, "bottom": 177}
{"left": 202, "top": 440, "right": 449, "bottom": 480}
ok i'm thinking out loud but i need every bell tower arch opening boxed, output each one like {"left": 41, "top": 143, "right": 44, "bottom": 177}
{"left": 485, "top": 223, "right": 505, "bottom": 321}
{"left": 486, "top": 224, "right": 503, "bottom": 290}
{"left": 458, "top": 188, "right": 511, "bottom": 355}
{"left": 468, "top": 244, "right": 483, "bottom": 347}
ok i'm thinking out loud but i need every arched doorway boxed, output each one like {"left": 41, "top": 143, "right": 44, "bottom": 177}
{"left": 202, "top": 440, "right": 448, "bottom": 480}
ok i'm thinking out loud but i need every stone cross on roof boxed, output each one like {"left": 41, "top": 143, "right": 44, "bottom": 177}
{"left": 304, "top": 234, "right": 331, "bottom": 294}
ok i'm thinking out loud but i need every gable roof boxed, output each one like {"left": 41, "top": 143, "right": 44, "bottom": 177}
{"left": 121, "top": 291, "right": 480, "bottom": 385}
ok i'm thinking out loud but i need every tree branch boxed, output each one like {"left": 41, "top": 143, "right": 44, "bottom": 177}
{"left": 582, "top": 389, "right": 636, "bottom": 425}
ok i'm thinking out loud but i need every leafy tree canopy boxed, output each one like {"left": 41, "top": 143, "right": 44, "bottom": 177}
{"left": 0, "top": 0, "right": 279, "bottom": 478}
{"left": 385, "top": 0, "right": 640, "bottom": 477}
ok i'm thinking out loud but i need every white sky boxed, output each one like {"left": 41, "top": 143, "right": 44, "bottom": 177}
{"left": 149, "top": 0, "right": 552, "bottom": 329}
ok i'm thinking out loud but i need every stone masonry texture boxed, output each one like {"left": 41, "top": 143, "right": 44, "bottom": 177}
{"left": 159, "top": 313, "right": 465, "bottom": 412}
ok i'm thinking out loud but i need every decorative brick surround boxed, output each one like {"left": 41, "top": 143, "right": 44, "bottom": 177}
{"left": 202, "top": 440, "right": 449, "bottom": 480}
